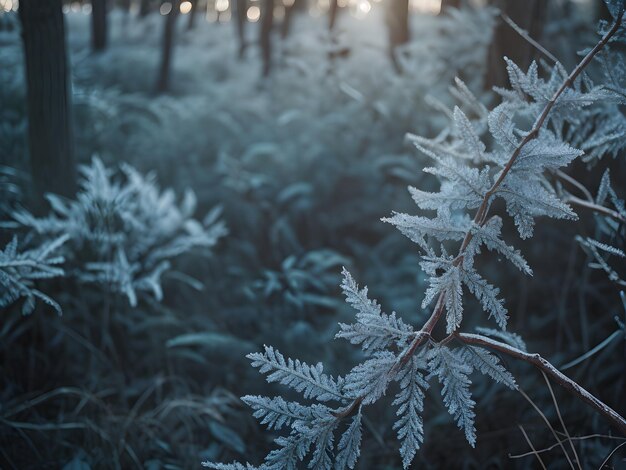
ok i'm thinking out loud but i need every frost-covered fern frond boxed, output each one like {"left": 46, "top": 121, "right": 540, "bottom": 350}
{"left": 247, "top": 345, "right": 346, "bottom": 403}
{"left": 336, "top": 268, "right": 414, "bottom": 352}
{"left": 383, "top": 33, "right": 626, "bottom": 333}
{"left": 12, "top": 157, "right": 227, "bottom": 306}
{"left": 0, "top": 235, "right": 67, "bottom": 315}
{"left": 206, "top": 8, "right": 626, "bottom": 470}
{"left": 204, "top": 272, "right": 517, "bottom": 470}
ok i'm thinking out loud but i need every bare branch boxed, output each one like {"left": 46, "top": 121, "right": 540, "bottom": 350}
{"left": 458, "top": 333, "right": 626, "bottom": 435}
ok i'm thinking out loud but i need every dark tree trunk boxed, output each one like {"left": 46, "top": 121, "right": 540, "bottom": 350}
{"left": 234, "top": 0, "right": 247, "bottom": 58}
{"left": 155, "top": 0, "right": 180, "bottom": 93}
{"left": 187, "top": 0, "right": 198, "bottom": 30}
{"left": 120, "top": 0, "right": 131, "bottom": 14}
{"left": 260, "top": 0, "right": 274, "bottom": 77}
{"left": 484, "top": 0, "right": 548, "bottom": 90}
{"left": 281, "top": 0, "right": 297, "bottom": 39}
{"left": 139, "top": 0, "right": 152, "bottom": 17}
{"left": 386, "top": 0, "right": 409, "bottom": 72}
{"left": 440, "top": 0, "right": 461, "bottom": 12}
{"left": 91, "top": 0, "right": 108, "bottom": 51}
{"left": 18, "top": 0, "right": 77, "bottom": 208}
{"left": 328, "top": 0, "right": 338, "bottom": 31}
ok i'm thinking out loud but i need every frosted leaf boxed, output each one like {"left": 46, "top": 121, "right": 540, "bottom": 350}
{"left": 427, "top": 345, "right": 477, "bottom": 447}
{"left": 344, "top": 351, "right": 396, "bottom": 404}
{"left": 242, "top": 396, "right": 312, "bottom": 430}
{"left": 422, "top": 265, "right": 464, "bottom": 333}
{"left": 248, "top": 346, "right": 345, "bottom": 402}
{"left": 335, "top": 410, "right": 362, "bottom": 470}
{"left": 393, "top": 354, "right": 429, "bottom": 468}
{"left": 337, "top": 268, "right": 413, "bottom": 351}
{"left": 459, "top": 345, "right": 517, "bottom": 389}
{"left": 467, "top": 217, "right": 532, "bottom": 275}
{"left": 461, "top": 268, "right": 508, "bottom": 330}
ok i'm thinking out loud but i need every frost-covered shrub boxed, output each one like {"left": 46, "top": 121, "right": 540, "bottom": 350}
{"left": 13, "top": 157, "right": 227, "bottom": 306}
{"left": 0, "top": 235, "right": 67, "bottom": 315}
{"left": 204, "top": 6, "right": 626, "bottom": 469}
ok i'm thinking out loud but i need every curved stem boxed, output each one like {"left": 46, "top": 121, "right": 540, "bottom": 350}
{"left": 565, "top": 196, "right": 626, "bottom": 224}
{"left": 458, "top": 333, "right": 626, "bottom": 435}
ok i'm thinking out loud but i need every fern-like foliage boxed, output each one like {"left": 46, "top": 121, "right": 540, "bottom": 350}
{"left": 205, "top": 9, "right": 625, "bottom": 469}
{"left": 336, "top": 268, "right": 413, "bottom": 352}
{"left": 392, "top": 354, "right": 428, "bottom": 467}
{"left": 12, "top": 157, "right": 227, "bottom": 306}
{"left": 577, "top": 170, "right": 626, "bottom": 287}
{"left": 204, "top": 271, "right": 515, "bottom": 470}
{"left": 0, "top": 235, "right": 67, "bottom": 315}
{"left": 247, "top": 346, "right": 346, "bottom": 403}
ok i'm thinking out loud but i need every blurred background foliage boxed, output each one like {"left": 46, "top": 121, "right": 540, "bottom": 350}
{"left": 0, "top": 0, "right": 625, "bottom": 468}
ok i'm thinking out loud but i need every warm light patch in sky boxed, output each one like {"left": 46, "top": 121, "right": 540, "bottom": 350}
{"left": 180, "top": 1, "right": 193, "bottom": 14}
{"left": 247, "top": 5, "right": 261, "bottom": 22}
{"left": 410, "top": 0, "right": 442, "bottom": 14}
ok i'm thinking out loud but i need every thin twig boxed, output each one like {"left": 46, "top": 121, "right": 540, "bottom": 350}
{"left": 566, "top": 196, "right": 626, "bottom": 224}
{"left": 509, "top": 433, "right": 626, "bottom": 459}
{"left": 501, "top": 12, "right": 559, "bottom": 64}
{"left": 560, "top": 329, "right": 622, "bottom": 371}
{"left": 555, "top": 169, "right": 594, "bottom": 202}
{"left": 518, "top": 388, "right": 576, "bottom": 469}
{"left": 518, "top": 424, "right": 548, "bottom": 470}
{"left": 542, "top": 371, "right": 582, "bottom": 470}
{"left": 599, "top": 440, "right": 626, "bottom": 469}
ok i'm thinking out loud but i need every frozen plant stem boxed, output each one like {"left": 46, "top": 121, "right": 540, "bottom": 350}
{"left": 457, "top": 333, "right": 626, "bottom": 435}
{"left": 565, "top": 195, "right": 626, "bottom": 224}
{"left": 339, "top": 10, "right": 626, "bottom": 433}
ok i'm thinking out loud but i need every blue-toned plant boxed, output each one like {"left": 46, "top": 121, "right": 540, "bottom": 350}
{"left": 205, "top": 6, "right": 626, "bottom": 469}
{"left": 12, "top": 157, "right": 227, "bottom": 306}
{"left": 0, "top": 234, "right": 67, "bottom": 315}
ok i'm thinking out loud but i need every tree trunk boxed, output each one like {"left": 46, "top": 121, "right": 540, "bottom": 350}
{"left": 386, "top": 0, "right": 409, "bottom": 72}
{"left": 281, "top": 0, "right": 297, "bottom": 39}
{"left": 187, "top": 0, "right": 198, "bottom": 30}
{"left": 484, "top": 0, "right": 548, "bottom": 90}
{"left": 18, "top": 0, "right": 77, "bottom": 208}
{"left": 328, "top": 0, "right": 338, "bottom": 31}
{"left": 120, "top": 0, "right": 131, "bottom": 14}
{"left": 139, "top": 0, "right": 152, "bottom": 17}
{"left": 440, "top": 0, "right": 461, "bottom": 12}
{"left": 91, "top": 0, "right": 108, "bottom": 52}
{"left": 155, "top": 0, "right": 180, "bottom": 93}
{"left": 260, "top": 0, "right": 274, "bottom": 77}
{"left": 234, "top": 0, "right": 247, "bottom": 58}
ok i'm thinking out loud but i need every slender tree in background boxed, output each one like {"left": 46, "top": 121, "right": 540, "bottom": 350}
{"left": 155, "top": 0, "right": 181, "bottom": 93}
{"left": 485, "top": 0, "right": 547, "bottom": 89}
{"left": 260, "top": 0, "right": 274, "bottom": 76}
{"left": 187, "top": 0, "right": 199, "bottom": 30}
{"left": 234, "top": 0, "right": 247, "bottom": 58}
{"left": 91, "top": 0, "right": 108, "bottom": 51}
{"left": 281, "top": 0, "right": 297, "bottom": 39}
{"left": 18, "top": 0, "right": 77, "bottom": 209}
{"left": 120, "top": 0, "right": 131, "bottom": 15}
{"left": 139, "top": 0, "right": 153, "bottom": 17}
{"left": 440, "top": 0, "right": 460, "bottom": 12}
{"left": 386, "top": 0, "right": 409, "bottom": 72}
{"left": 328, "top": 0, "right": 338, "bottom": 31}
